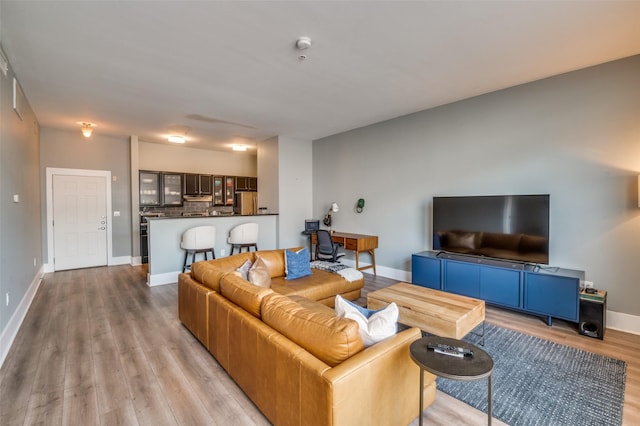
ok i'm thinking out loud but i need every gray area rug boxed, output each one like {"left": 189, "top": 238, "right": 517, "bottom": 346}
{"left": 434, "top": 323, "right": 626, "bottom": 426}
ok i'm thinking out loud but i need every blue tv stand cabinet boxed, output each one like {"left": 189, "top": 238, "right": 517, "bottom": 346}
{"left": 411, "top": 251, "right": 584, "bottom": 326}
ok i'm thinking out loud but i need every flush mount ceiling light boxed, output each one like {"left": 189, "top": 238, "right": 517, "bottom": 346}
{"left": 167, "top": 124, "right": 190, "bottom": 144}
{"left": 232, "top": 144, "right": 248, "bottom": 152}
{"left": 77, "top": 122, "right": 95, "bottom": 138}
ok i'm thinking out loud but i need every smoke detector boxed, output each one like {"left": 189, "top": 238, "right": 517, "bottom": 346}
{"left": 296, "top": 37, "right": 312, "bottom": 50}
{"left": 296, "top": 37, "right": 312, "bottom": 61}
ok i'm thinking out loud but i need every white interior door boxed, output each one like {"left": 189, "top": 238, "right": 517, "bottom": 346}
{"left": 52, "top": 174, "right": 108, "bottom": 271}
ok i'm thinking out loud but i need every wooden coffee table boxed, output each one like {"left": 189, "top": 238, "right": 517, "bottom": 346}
{"left": 367, "top": 282, "right": 485, "bottom": 340}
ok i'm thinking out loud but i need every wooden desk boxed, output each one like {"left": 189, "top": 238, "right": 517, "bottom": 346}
{"left": 311, "top": 231, "right": 378, "bottom": 274}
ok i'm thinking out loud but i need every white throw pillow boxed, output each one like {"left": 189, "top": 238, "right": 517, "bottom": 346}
{"left": 233, "top": 259, "right": 253, "bottom": 280}
{"left": 335, "top": 294, "right": 399, "bottom": 347}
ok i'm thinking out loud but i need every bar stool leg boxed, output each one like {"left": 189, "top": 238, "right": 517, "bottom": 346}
{"left": 183, "top": 251, "right": 189, "bottom": 272}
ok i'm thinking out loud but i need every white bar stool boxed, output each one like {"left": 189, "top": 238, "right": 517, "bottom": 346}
{"left": 227, "top": 223, "right": 258, "bottom": 255}
{"left": 181, "top": 225, "right": 216, "bottom": 272}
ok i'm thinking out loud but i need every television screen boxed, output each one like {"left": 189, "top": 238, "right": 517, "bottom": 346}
{"left": 432, "top": 194, "right": 550, "bottom": 265}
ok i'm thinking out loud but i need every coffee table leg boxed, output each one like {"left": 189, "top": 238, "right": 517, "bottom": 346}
{"left": 488, "top": 374, "right": 492, "bottom": 425}
{"left": 419, "top": 368, "right": 424, "bottom": 426}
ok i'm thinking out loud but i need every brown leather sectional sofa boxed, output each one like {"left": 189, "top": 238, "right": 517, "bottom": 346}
{"left": 178, "top": 248, "right": 436, "bottom": 425}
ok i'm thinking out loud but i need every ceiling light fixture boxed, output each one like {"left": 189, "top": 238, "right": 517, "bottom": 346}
{"left": 78, "top": 122, "right": 95, "bottom": 138}
{"left": 232, "top": 144, "right": 247, "bottom": 152}
{"left": 167, "top": 124, "right": 190, "bottom": 144}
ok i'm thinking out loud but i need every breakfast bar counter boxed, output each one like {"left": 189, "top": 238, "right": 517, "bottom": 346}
{"left": 146, "top": 214, "right": 278, "bottom": 286}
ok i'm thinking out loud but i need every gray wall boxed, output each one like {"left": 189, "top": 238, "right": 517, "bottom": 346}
{"left": 314, "top": 55, "right": 640, "bottom": 317}
{"left": 0, "top": 47, "right": 42, "bottom": 336}
{"left": 40, "top": 127, "right": 132, "bottom": 258}
{"left": 277, "top": 136, "right": 313, "bottom": 249}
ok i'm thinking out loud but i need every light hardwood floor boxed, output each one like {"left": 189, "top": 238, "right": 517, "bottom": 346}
{"left": 0, "top": 266, "right": 637, "bottom": 425}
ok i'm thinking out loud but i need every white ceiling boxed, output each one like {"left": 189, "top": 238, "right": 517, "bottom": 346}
{"left": 2, "top": 1, "right": 640, "bottom": 153}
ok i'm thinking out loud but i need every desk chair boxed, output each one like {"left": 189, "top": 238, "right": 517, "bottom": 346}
{"left": 228, "top": 222, "right": 259, "bottom": 255}
{"left": 181, "top": 226, "right": 216, "bottom": 272}
{"left": 315, "top": 229, "right": 344, "bottom": 262}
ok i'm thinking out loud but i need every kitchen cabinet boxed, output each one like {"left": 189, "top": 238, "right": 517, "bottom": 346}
{"left": 139, "top": 171, "right": 161, "bottom": 206}
{"left": 162, "top": 173, "right": 183, "bottom": 206}
{"left": 184, "top": 174, "right": 212, "bottom": 196}
{"left": 140, "top": 171, "right": 184, "bottom": 206}
{"left": 225, "top": 176, "right": 235, "bottom": 205}
{"left": 213, "top": 176, "right": 224, "bottom": 205}
{"left": 235, "top": 176, "right": 258, "bottom": 191}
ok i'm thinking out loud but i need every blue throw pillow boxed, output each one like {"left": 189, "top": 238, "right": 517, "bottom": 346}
{"left": 285, "top": 248, "right": 312, "bottom": 280}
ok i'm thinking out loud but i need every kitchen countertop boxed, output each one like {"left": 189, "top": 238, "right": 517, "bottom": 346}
{"left": 144, "top": 213, "right": 278, "bottom": 220}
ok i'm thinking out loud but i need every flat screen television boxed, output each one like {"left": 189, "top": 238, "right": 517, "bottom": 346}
{"left": 432, "top": 194, "right": 550, "bottom": 265}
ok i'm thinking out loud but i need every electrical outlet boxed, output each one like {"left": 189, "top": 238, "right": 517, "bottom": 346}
{"left": 220, "top": 248, "right": 226, "bottom": 256}
{"left": 584, "top": 281, "right": 594, "bottom": 289}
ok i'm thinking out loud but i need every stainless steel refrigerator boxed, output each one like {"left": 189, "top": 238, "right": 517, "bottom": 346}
{"left": 234, "top": 192, "right": 257, "bottom": 215}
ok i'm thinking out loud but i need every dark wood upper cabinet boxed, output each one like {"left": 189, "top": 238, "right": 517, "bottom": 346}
{"left": 184, "top": 174, "right": 212, "bottom": 195}
{"left": 235, "top": 176, "right": 257, "bottom": 191}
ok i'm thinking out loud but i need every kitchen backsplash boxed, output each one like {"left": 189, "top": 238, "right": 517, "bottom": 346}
{"left": 140, "top": 200, "right": 234, "bottom": 217}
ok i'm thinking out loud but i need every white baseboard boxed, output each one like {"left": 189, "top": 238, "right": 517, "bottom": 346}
{"left": 44, "top": 255, "right": 132, "bottom": 272}
{"left": 131, "top": 256, "right": 142, "bottom": 266}
{"left": 340, "top": 259, "right": 411, "bottom": 282}
{"left": 109, "top": 256, "right": 131, "bottom": 266}
{"left": 607, "top": 310, "right": 640, "bottom": 336}
{"left": 0, "top": 267, "right": 44, "bottom": 369}
{"left": 147, "top": 271, "right": 180, "bottom": 287}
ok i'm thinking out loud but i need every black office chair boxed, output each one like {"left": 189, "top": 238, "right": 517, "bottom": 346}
{"left": 315, "top": 229, "right": 344, "bottom": 262}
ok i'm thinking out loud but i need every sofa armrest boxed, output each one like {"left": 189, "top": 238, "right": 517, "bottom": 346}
{"left": 322, "top": 327, "right": 437, "bottom": 426}
{"left": 178, "top": 272, "right": 215, "bottom": 349}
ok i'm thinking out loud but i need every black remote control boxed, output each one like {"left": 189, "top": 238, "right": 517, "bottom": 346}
{"left": 427, "top": 343, "right": 474, "bottom": 357}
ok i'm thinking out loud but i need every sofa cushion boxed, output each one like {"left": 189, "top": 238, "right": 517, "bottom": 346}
{"left": 335, "top": 295, "right": 399, "bottom": 347}
{"left": 248, "top": 256, "right": 271, "bottom": 288}
{"left": 192, "top": 252, "right": 255, "bottom": 291}
{"left": 220, "top": 273, "right": 274, "bottom": 318}
{"left": 270, "top": 269, "right": 363, "bottom": 304}
{"left": 285, "top": 248, "right": 312, "bottom": 280}
{"left": 261, "top": 293, "right": 364, "bottom": 367}
{"left": 252, "top": 249, "right": 287, "bottom": 278}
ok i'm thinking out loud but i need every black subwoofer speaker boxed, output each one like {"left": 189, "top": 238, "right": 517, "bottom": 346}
{"left": 579, "top": 297, "right": 606, "bottom": 340}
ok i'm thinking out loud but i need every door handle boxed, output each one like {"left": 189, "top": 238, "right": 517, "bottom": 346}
{"left": 98, "top": 227, "right": 106, "bottom": 230}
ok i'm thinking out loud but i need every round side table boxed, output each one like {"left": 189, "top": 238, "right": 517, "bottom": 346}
{"left": 410, "top": 336, "right": 494, "bottom": 425}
